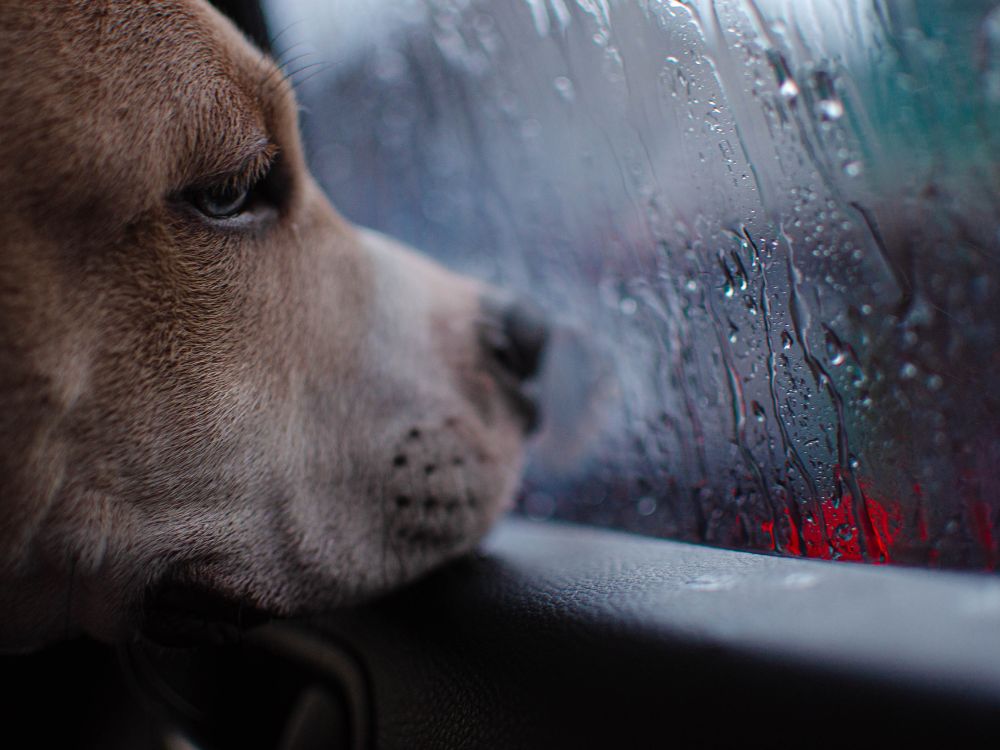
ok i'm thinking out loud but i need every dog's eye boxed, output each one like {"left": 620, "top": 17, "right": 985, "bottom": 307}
{"left": 190, "top": 183, "right": 252, "bottom": 220}
{"left": 182, "top": 148, "right": 284, "bottom": 225}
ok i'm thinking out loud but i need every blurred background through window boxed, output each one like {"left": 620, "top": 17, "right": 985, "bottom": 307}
{"left": 261, "top": 0, "right": 1000, "bottom": 570}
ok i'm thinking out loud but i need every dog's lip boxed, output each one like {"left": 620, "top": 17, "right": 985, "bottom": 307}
{"left": 140, "top": 580, "right": 270, "bottom": 646}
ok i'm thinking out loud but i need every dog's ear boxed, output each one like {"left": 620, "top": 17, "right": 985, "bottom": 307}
{"left": 209, "top": 0, "right": 271, "bottom": 53}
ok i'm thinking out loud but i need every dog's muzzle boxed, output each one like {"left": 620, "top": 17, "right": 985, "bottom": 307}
{"left": 478, "top": 297, "right": 550, "bottom": 432}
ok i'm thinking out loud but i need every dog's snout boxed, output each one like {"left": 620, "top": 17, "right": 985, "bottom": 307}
{"left": 481, "top": 299, "right": 550, "bottom": 384}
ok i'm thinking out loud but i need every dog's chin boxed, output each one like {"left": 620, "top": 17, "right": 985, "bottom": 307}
{"left": 135, "top": 521, "right": 511, "bottom": 648}
{"left": 130, "top": 395, "right": 533, "bottom": 648}
{"left": 138, "top": 579, "right": 273, "bottom": 647}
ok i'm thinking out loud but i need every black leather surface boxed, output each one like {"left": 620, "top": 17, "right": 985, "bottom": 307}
{"left": 122, "top": 519, "right": 1000, "bottom": 748}
{"left": 284, "top": 519, "right": 1000, "bottom": 748}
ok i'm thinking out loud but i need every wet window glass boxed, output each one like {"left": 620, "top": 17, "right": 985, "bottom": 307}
{"left": 263, "top": 0, "right": 1000, "bottom": 569}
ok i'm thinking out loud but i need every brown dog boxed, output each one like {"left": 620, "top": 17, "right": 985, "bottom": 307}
{"left": 0, "top": 0, "right": 545, "bottom": 648}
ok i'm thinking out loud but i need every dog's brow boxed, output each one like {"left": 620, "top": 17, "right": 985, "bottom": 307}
{"left": 218, "top": 136, "right": 277, "bottom": 184}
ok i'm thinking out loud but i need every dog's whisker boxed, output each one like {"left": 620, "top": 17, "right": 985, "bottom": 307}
{"left": 272, "top": 44, "right": 316, "bottom": 70}
{"left": 272, "top": 42, "right": 311, "bottom": 70}
{"left": 282, "top": 56, "right": 347, "bottom": 96}
{"left": 267, "top": 19, "right": 310, "bottom": 55}
{"left": 255, "top": 55, "right": 302, "bottom": 96}
{"left": 287, "top": 61, "right": 334, "bottom": 90}
{"left": 291, "top": 69, "right": 333, "bottom": 93}
{"left": 253, "top": 47, "right": 318, "bottom": 97}
{"left": 275, "top": 51, "right": 315, "bottom": 74}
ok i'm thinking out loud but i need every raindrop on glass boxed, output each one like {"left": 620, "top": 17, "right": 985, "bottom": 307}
{"left": 637, "top": 496, "right": 657, "bottom": 516}
{"left": 843, "top": 160, "right": 863, "bottom": 177}
{"left": 825, "top": 330, "right": 846, "bottom": 366}
{"left": 553, "top": 75, "right": 575, "bottom": 101}
{"left": 819, "top": 98, "right": 844, "bottom": 120}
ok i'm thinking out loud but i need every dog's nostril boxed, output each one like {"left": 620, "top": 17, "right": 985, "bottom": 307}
{"left": 481, "top": 299, "right": 550, "bottom": 383}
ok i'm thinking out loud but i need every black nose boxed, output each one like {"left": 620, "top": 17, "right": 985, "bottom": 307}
{"left": 480, "top": 298, "right": 550, "bottom": 383}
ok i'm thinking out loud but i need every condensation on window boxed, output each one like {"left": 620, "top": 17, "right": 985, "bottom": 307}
{"left": 265, "top": 0, "right": 1000, "bottom": 569}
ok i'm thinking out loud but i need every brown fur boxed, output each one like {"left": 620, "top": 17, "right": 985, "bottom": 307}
{"left": 0, "top": 0, "right": 530, "bottom": 647}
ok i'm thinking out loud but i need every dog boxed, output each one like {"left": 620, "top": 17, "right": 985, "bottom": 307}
{"left": 0, "top": 0, "right": 546, "bottom": 649}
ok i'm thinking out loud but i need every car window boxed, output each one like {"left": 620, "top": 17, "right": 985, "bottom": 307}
{"left": 263, "top": 0, "right": 1000, "bottom": 570}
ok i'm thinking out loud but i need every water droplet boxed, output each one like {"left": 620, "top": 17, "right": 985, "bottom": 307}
{"left": 676, "top": 67, "right": 688, "bottom": 89}
{"left": 824, "top": 330, "right": 846, "bottom": 366}
{"left": 927, "top": 374, "right": 944, "bottom": 391}
{"left": 751, "top": 401, "right": 766, "bottom": 422}
{"left": 619, "top": 296, "right": 638, "bottom": 315}
{"left": 781, "top": 331, "right": 793, "bottom": 349}
{"left": 767, "top": 49, "right": 798, "bottom": 102}
{"left": 900, "top": 362, "right": 918, "bottom": 379}
{"left": 719, "top": 256, "right": 738, "bottom": 299}
{"left": 553, "top": 75, "right": 575, "bottom": 101}
{"left": 843, "top": 160, "right": 863, "bottom": 177}
{"left": 525, "top": 0, "right": 551, "bottom": 36}
{"left": 782, "top": 572, "right": 819, "bottom": 589}
{"left": 685, "top": 574, "right": 738, "bottom": 591}
{"left": 819, "top": 98, "right": 844, "bottom": 120}
{"left": 813, "top": 69, "right": 842, "bottom": 119}
{"left": 637, "top": 496, "right": 657, "bottom": 516}
{"left": 835, "top": 523, "right": 855, "bottom": 541}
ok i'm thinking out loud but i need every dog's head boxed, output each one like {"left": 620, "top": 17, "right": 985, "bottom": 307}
{"left": 0, "top": 0, "right": 546, "bottom": 647}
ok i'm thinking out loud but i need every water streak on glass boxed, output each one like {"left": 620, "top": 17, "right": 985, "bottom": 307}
{"left": 266, "top": 0, "right": 1000, "bottom": 569}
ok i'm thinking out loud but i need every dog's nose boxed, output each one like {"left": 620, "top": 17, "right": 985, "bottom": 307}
{"left": 480, "top": 298, "right": 550, "bottom": 384}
